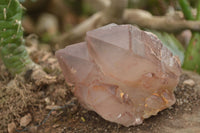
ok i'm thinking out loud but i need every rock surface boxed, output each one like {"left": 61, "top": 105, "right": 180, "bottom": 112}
{"left": 55, "top": 24, "right": 181, "bottom": 126}
{"left": 20, "top": 113, "right": 32, "bottom": 127}
{"left": 7, "top": 122, "right": 16, "bottom": 133}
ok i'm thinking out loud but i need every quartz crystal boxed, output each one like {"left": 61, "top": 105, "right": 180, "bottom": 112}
{"left": 55, "top": 24, "right": 181, "bottom": 127}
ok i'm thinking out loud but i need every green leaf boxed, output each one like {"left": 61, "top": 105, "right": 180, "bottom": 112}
{"left": 182, "top": 33, "right": 200, "bottom": 73}
{"left": 179, "top": 0, "right": 194, "bottom": 20}
{"left": 0, "top": 0, "right": 34, "bottom": 75}
{"left": 180, "top": 0, "right": 200, "bottom": 73}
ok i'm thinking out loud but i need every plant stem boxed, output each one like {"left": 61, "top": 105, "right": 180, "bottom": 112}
{"left": 181, "top": 0, "right": 200, "bottom": 73}
{"left": 196, "top": 0, "right": 200, "bottom": 20}
{"left": 179, "top": 0, "right": 194, "bottom": 20}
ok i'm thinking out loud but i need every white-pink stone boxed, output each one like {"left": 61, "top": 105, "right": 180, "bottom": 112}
{"left": 55, "top": 24, "right": 181, "bottom": 127}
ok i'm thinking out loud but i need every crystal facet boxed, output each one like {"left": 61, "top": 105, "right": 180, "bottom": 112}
{"left": 55, "top": 24, "right": 181, "bottom": 127}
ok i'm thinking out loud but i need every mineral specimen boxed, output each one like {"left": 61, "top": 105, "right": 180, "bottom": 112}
{"left": 55, "top": 24, "right": 181, "bottom": 127}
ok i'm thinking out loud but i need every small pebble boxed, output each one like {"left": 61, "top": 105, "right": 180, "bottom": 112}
{"left": 8, "top": 122, "right": 16, "bottom": 133}
{"left": 29, "top": 125, "right": 38, "bottom": 133}
{"left": 20, "top": 113, "right": 32, "bottom": 127}
{"left": 183, "top": 79, "right": 195, "bottom": 86}
{"left": 81, "top": 117, "right": 85, "bottom": 122}
{"left": 53, "top": 124, "right": 60, "bottom": 128}
{"left": 44, "top": 97, "right": 51, "bottom": 104}
{"left": 46, "top": 105, "right": 60, "bottom": 110}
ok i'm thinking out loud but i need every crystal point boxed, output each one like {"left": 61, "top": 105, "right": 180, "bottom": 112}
{"left": 55, "top": 24, "right": 181, "bottom": 127}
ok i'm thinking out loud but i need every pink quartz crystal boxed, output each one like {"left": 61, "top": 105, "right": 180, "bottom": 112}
{"left": 55, "top": 24, "right": 181, "bottom": 127}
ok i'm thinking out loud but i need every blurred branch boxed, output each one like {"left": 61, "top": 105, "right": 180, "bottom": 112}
{"left": 124, "top": 9, "right": 200, "bottom": 32}
{"left": 96, "top": 0, "right": 110, "bottom": 8}
{"left": 56, "top": 0, "right": 127, "bottom": 48}
{"left": 55, "top": 0, "right": 200, "bottom": 49}
{"left": 56, "top": 12, "right": 103, "bottom": 48}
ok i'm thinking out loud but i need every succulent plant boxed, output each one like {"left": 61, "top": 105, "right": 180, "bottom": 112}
{"left": 179, "top": 0, "right": 200, "bottom": 73}
{"left": 0, "top": 0, "right": 35, "bottom": 75}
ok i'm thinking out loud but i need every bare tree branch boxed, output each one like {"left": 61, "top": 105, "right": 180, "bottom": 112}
{"left": 55, "top": 12, "right": 103, "bottom": 48}
{"left": 124, "top": 9, "right": 200, "bottom": 32}
{"left": 55, "top": 1, "right": 200, "bottom": 49}
{"left": 55, "top": 0, "right": 128, "bottom": 48}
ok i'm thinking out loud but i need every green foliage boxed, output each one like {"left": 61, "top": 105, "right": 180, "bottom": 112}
{"left": 179, "top": 0, "right": 194, "bottom": 20}
{"left": 183, "top": 33, "right": 200, "bottom": 73}
{"left": 0, "top": 0, "right": 34, "bottom": 75}
{"left": 82, "top": 2, "right": 95, "bottom": 16}
{"left": 147, "top": 30, "right": 185, "bottom": 64}
{"left": 180, "top": 0, "right": 200, "bottom": 73}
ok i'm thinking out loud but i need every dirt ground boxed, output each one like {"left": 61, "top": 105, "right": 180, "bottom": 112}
{"left": 1, "top": 45, "right": 200, "bottom": 133}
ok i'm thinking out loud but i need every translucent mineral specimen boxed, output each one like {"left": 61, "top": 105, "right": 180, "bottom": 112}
{"left": 55, "top": 24, "right": 181, "bottom": 127}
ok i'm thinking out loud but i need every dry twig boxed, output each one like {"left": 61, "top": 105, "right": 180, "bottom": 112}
{"left": 124, "top": 9, "right": 200, "bottom": 32}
